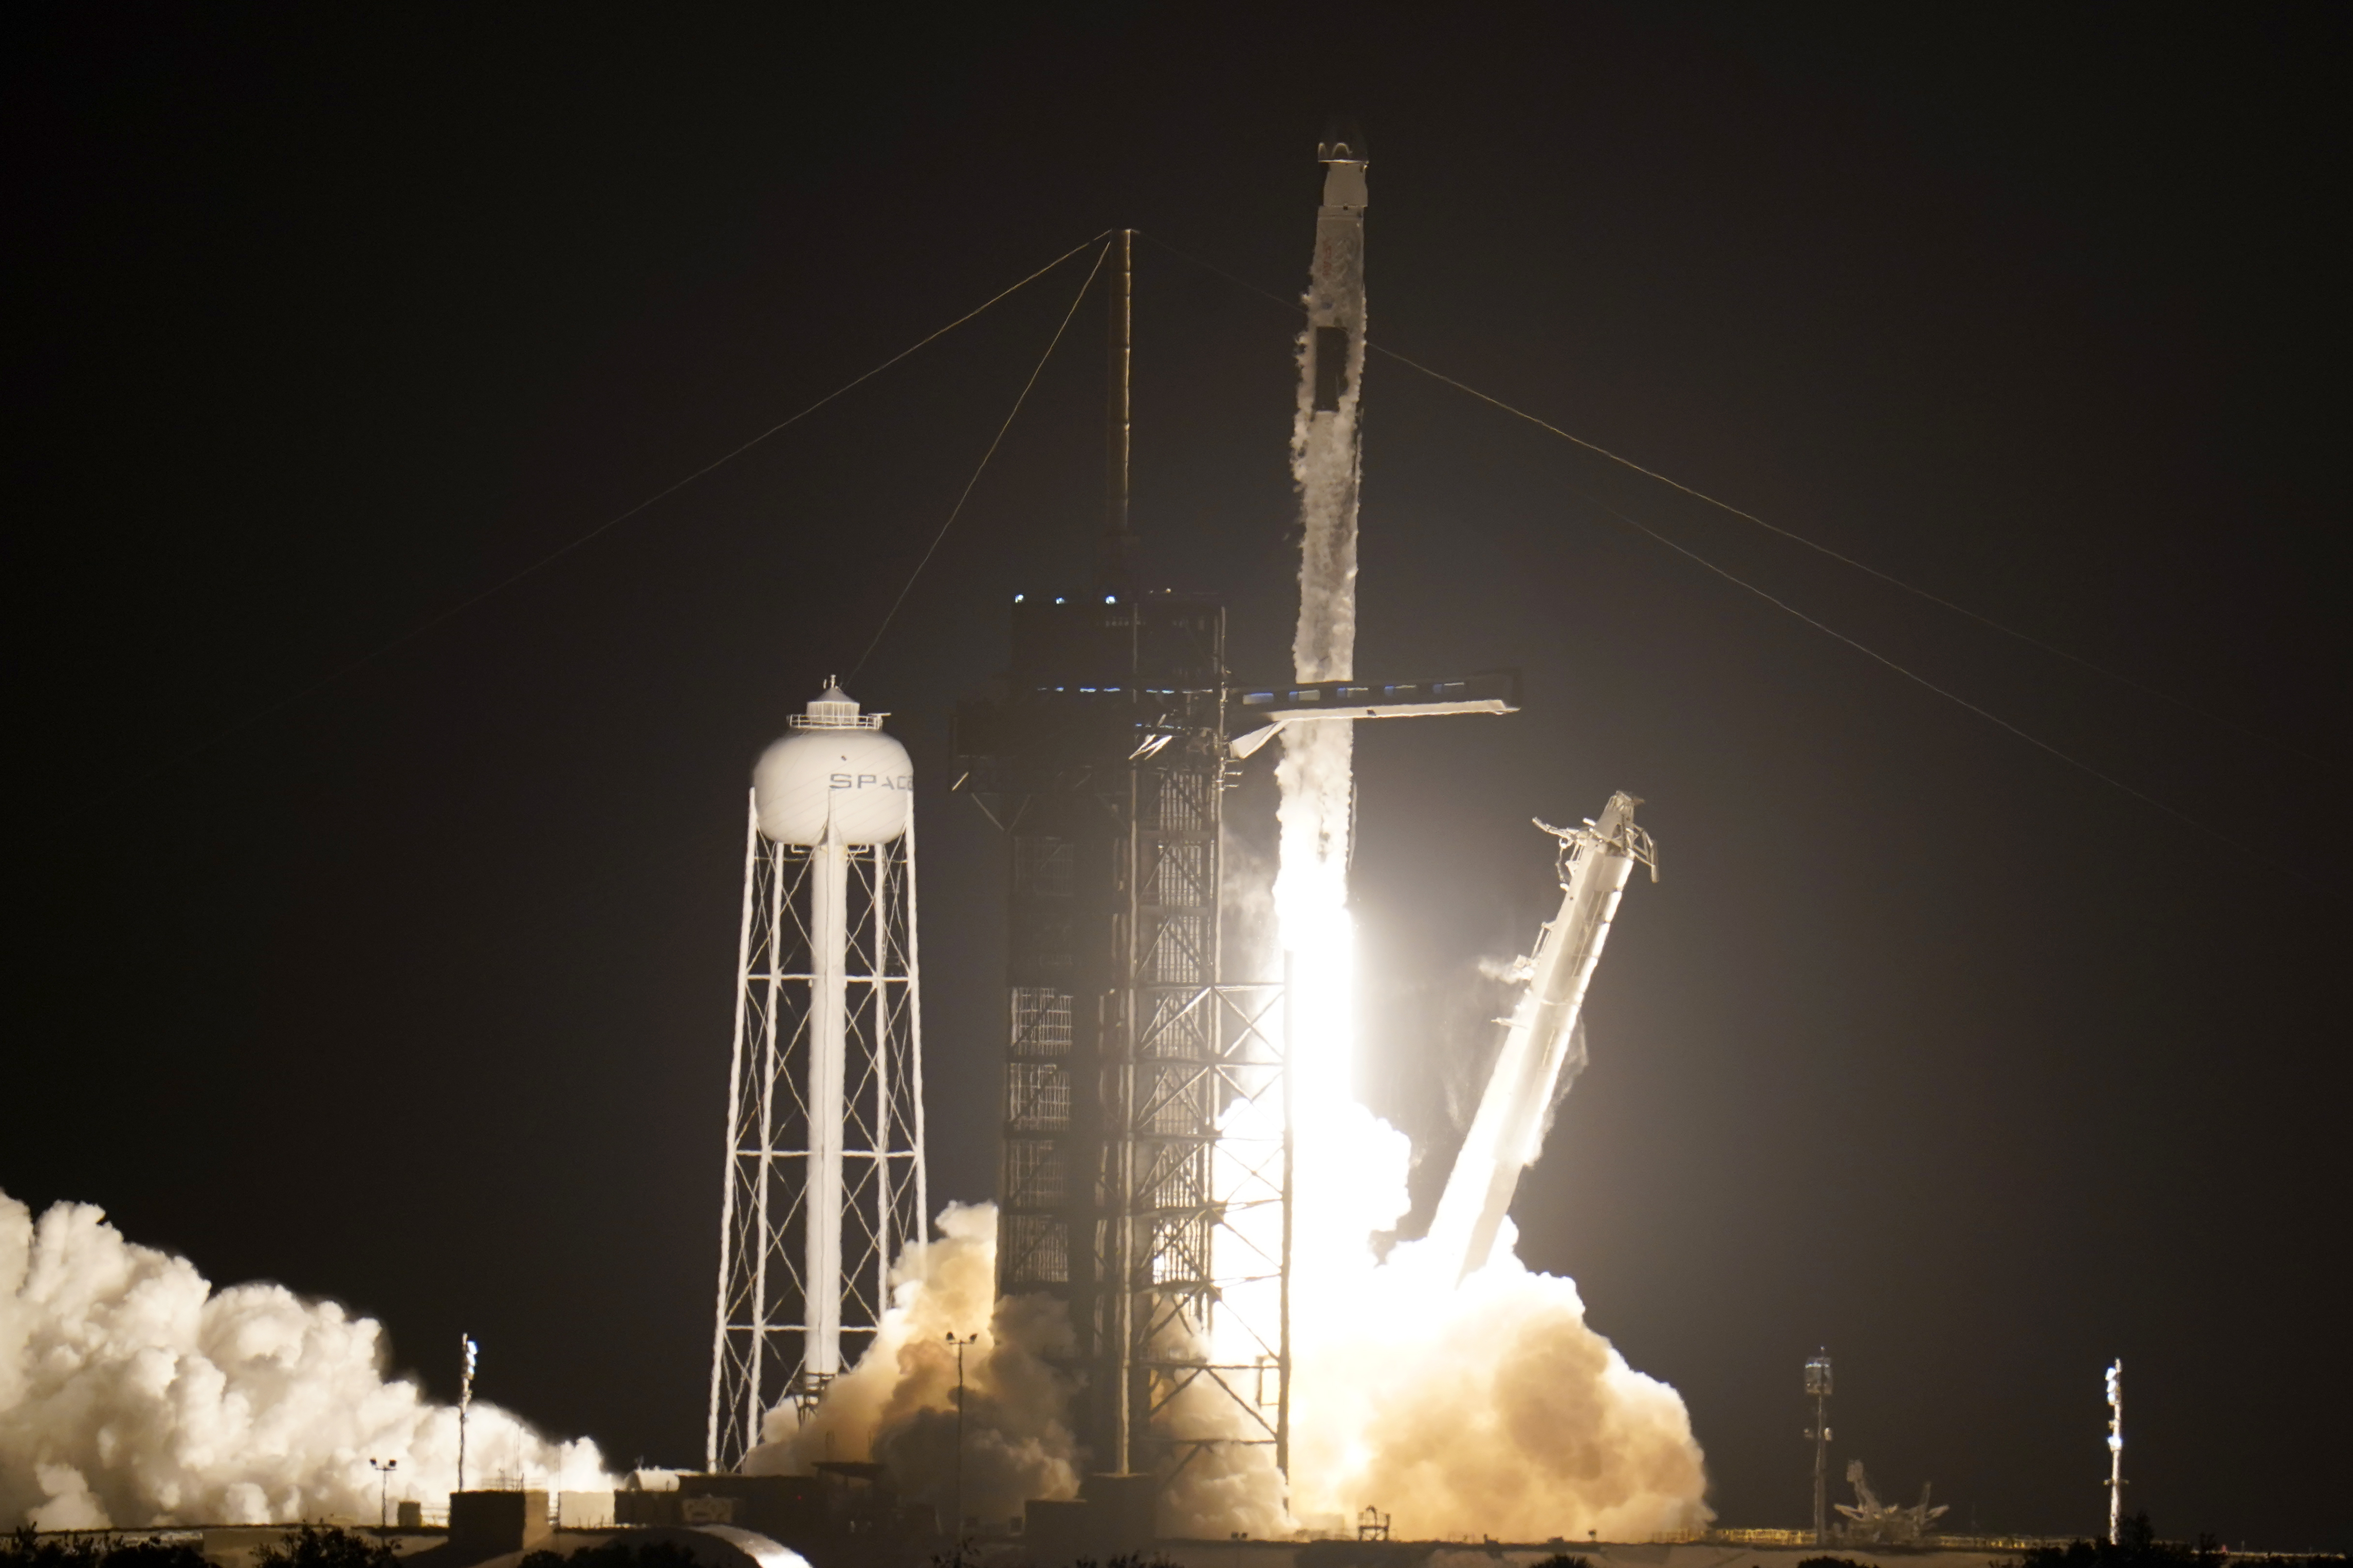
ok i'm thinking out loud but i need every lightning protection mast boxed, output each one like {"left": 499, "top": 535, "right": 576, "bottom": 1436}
{"left": 707, "top": 684, "right": 928, "bottom": 1472}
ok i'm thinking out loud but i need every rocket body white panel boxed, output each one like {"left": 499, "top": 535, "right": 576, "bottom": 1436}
{"left": 1427, "top": 792, "right": 1650, "bottom": 1282}
{"left": 754, "top": 729, "right": 913, "bottom": 844}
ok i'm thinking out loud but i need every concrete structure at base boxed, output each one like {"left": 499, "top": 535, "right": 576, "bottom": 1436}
{"left": 449, "top": 1491, "right": 551, "bottom": 1557}
{"left": 614, "top": 1467, "right": 933, "bottom": 1557}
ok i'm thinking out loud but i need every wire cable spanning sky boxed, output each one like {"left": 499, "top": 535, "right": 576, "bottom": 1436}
{"left": 847, "top": 240, "right": 1111, "bottom": 682}
{"left": 26, "top": 188, "right": 2303, "bottom": 878}
{"left": 140, "top": 233, "right": 1111, "bottom": 771}
{"left": 119, "top": 218, "right": 2306, "bottom": 867}
{"left": 1135, "top": 231, "right": 2335, "bottom": 776}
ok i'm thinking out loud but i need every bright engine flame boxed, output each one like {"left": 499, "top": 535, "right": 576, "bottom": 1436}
{"left": 1207, "top": 699, "right": 1710, "bottom": 1540}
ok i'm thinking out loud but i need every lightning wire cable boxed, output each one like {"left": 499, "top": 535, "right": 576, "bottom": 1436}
{"left": 165, "top": 232, "right": 1112, "bottom": 763}
{"left": 1137, "top": 231, "right": 2350, "bottom": 884}
{"left": 1581, "top": 496, "right": 2210, "bottom": 834}
{"left": 1136, "top": 229, "right": 2330, "bottom": 772}
{"left": 848, "top": 238, "right": 1112, "bottom": 680}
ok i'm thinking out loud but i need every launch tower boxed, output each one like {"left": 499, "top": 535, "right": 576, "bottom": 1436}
{"left": 954, "top": 233, "right": 1291, "bottom": 1483}
{"left": 957, "top": 143, "right": 1512, "bottom": 1491}
{"left": 707, "top": 686, "right": 928, "bottom": 1472}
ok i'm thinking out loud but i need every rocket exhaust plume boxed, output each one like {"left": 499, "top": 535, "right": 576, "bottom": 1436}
{"left": 1256, "top": 141, "right": 1712, "bottom": 1537}
{"left": 741, "top": 1203, "right": 1085, "bottom": 1528}
{"left": 0, "top": 1190, "right": 610, "bottom": 1530}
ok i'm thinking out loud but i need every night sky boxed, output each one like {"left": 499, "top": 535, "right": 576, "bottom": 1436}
{"left": 7, "top": 5, "right": 2347, "bottom": 1552}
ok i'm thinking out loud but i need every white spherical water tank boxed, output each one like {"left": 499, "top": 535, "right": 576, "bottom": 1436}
{"left": 754, "top": 685, "right": 912, "bottom": 845}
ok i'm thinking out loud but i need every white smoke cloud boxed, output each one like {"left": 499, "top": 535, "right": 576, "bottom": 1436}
{"left": 1287, "top": 1224, "right": 1710, "bottom": 1540}
{"left": 0, "top": 1190, "right": 610, "bottom": 1530}
{"left": 757, "top": 1143, "right": 1708, "bottom": 1542}
{"left": 742, "top": 1202, "right": 1081, "bottom": 1529}
{"left": 1260, "top": 161, "right": 1711, "bottom": 1540}
{"left": 745, "top": 1202, "right": 1296, "bottom": 1539}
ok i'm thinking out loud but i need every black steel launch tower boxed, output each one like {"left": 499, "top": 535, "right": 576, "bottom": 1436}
{"left": 952, "top": 232, "right": 1290, "bottom": 1488}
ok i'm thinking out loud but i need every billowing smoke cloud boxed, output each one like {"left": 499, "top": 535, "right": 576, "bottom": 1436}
{"left": 742, "top": 1203, "right": 1080, "bottom": 1529}
{"left": 1259, "top": 146, "right": 1710, "bottom": 1540}
{"left": 1, "top": 1190, "right": 609, "bottom": 1530}
{"left": 759, "top": 1113, "right": 1707, "bottom": 1542}
{"left": 747, "top": 1204, "right": 1292, "bottom": 1539}
{"left": 1287, "top": 1227, "right": 1710, "bottom": 1539}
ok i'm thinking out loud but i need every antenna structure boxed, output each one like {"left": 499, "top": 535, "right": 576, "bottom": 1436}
{"left": 1806, "top": 1350, "right": 1834, "bottom": 1546}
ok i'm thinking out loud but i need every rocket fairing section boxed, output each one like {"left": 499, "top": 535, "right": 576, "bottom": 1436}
{"left": 1426, "top": 792, "right": 1657, "bottom": 1283}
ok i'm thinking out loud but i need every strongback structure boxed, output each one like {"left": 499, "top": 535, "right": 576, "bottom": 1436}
{"left": 953, "top": 231, "right": 1291, "bottom": 1484}
{"left": 708, "top": 688, "right": 927, "bottom": 1473}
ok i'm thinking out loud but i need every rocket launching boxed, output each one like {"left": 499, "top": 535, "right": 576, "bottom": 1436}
{"left": 1427, "top": 796, "right": 1658, "bottom": 1282}
{"left": 3, "top": 136, "right": 1709, "bottom": 1545}
{"left": 1274, "top": 135, "right": 1370, "bottom": 973}
{"left": 1262, "top": 137, "right": 1707, "bottom": 1536}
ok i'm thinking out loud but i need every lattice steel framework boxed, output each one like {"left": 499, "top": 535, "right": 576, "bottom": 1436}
{"left": 957, "top": 593, "right": 1291, "bottom": 1484}
{"left": 1138, "top": 977, "right": 1290, "bottom": 1485}
{"left": 706, "top": 793, "right": 926, "bottom": 1472}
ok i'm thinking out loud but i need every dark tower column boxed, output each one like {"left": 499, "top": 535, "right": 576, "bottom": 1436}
{"left": 957, "top": 225, "right": 1286, "bottom": 1500}
{"left": 954, "top": 597, "right": 1228, "bottom": 1480}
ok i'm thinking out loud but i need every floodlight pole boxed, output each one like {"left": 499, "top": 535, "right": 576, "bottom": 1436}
{"left": 369, "top": 1459, "right": 397, "bottom": 1530}
{"left": 947, "top": 1331, "right": 980, "bottom": 1549}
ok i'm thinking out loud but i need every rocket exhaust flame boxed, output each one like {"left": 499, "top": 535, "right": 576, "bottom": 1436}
{"left": 1251, "top": 143, "right": 1711, "bottom": 1537}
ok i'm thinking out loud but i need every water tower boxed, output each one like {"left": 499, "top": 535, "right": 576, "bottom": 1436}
{"left": 706, "top": 683, "right": 928, "bottom": 1472}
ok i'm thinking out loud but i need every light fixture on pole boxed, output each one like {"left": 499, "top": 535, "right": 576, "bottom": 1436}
{"left": 1804, "top": 1349, "right": 1833, "bottom": 1548}
{"left": 368, "top": 1459, "right": 398, "bottom": 1531}
{"left": 945, "top": 1331, "right": 980, "bottom": 1547}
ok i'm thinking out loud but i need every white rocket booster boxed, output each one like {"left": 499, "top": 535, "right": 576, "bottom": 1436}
{"left": 1291, "top": 133, "right": 1368, "bottom": 689}
{"left": 1278, "top": 135, "right": 1371, "bottom": 968}
{"left": 1426, "top": 792, "right": 1657, "bottom": 1282}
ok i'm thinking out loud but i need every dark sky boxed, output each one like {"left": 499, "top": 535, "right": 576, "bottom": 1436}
{"left": 7, "top": 3, "right": 2347, "bottom": 1552}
